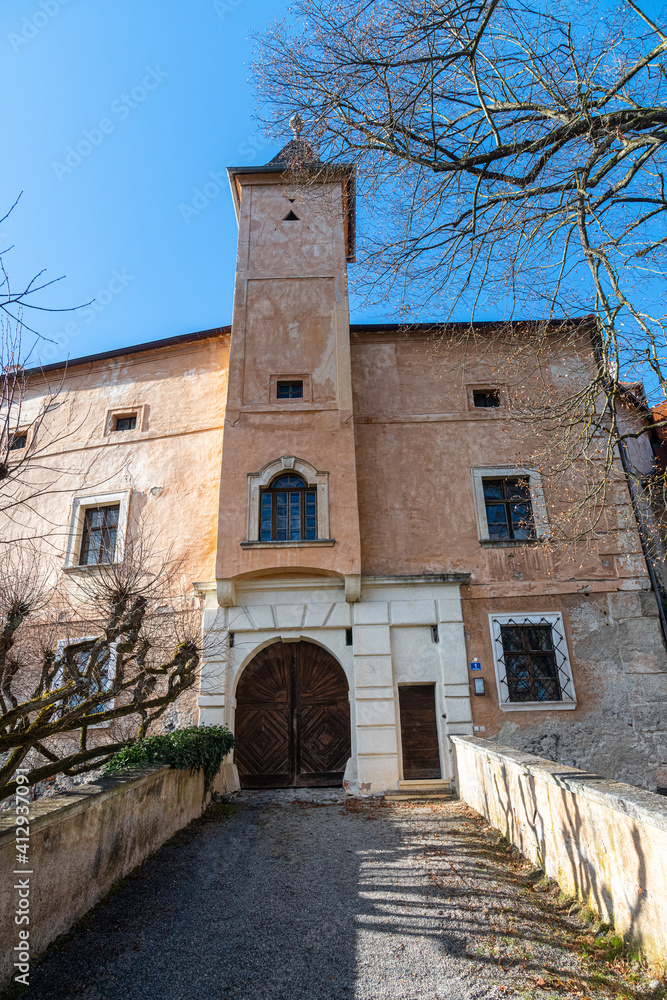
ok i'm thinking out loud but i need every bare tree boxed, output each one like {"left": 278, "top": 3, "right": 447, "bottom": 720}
{"left": 0, "top": 314, "right": 113, "bottom": 558}
{"left": 0, "top": 196, "right": 88, "bottom": 339}
{"left": 255, "top": 0, "right": 667, "bottom": 521}
{"left": 0, "top": 540, "right": 205, "bottom": 800}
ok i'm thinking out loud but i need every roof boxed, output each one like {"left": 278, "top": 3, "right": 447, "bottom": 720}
{"left": 21, "top": 326, "right": 230, "bottom": 377}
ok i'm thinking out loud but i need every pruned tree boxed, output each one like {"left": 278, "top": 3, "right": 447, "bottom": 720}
{"left": 0, "top": 540, "right": 206, "bottom": 800}
{"left": 255, "top": 0, "right": 667, "bottom": 539}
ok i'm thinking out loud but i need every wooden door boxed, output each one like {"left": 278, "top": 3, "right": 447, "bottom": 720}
{"left": 235, "top": 641, "right": 351, "bottom": 788}
{"left": 398, "top": 684, "right": 441, "bottom": 780}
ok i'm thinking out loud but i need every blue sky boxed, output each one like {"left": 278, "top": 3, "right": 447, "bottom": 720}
{"left": 0, "top": 0, "right": 300, "bottom": 365}
{"left": 3, "top": 0, "right": 665, "bottom": 379}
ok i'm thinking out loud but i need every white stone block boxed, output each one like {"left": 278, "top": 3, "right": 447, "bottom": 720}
{"left": 439, "top": 624, "right": 469, "bottom": 683}
{"left": 325, "top": 602, "right": 352, "bottom": 627}
{"left": 390, "top": 600, "right": 437, "bottom": 625}
{"left": 356, "top": 699, "right": 396, "bottom": 726}
{"left": 391, "top": 627, "right": 439, "bottom": 682}
{"left": 248, "top": 605, "right": 276, "bottom": 629}
{"left": 357, "top": 726, "right": 398, "bottom": 755}
{"left": 198, "top": 707, "right": 226, "bottom": 726}
{"left": 355, "top": 686, "right": 394, "bottom": 700}
{"left": 274, "top": 604, "right": 306, "bottom": 628}
{"left": 354, "top": 601, "right": 389, "bottom": 625}
{"left": 228, "top": 609, "right": 255, "bottom": 632}
{"left": 304, "top": 603, "right": 335, "bottom": 628}
{"left": 438, "top": 597, "right": 463, "bottom": 623}
{"left": 199, "top": 662, "right": 226, "bottom": 693}
{"left": 353, "top": 625, "right": 391, "bottom": 656}
{"left": 356, "top": 754, "right": 400, "bottom": 794}
{"left": 197, "top": 695, "right": 225, "bottom": 708}
{"left": 202, "top": 607, "right": 226, "bottom": 631}
{"left": 354, "top": 656, "right": 393, "bottom": 686}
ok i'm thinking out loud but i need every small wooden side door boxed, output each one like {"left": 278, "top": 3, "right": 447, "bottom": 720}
{"left": 398, "top": 684, "right": 441, "bottom": 780}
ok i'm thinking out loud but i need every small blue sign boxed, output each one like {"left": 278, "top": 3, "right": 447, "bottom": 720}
{"left": 470, "top": 659, "right": 482, "bottom": 672}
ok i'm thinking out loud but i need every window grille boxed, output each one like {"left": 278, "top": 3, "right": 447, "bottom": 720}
{"left": 79, "top": 505, "right": 120, "bottom": 565}
{"left": 54, "top": 637, "right": 117, "bottom": 721}
{"left": 260, "top": 474, "right": 317, "bottom": 541}
{"left": 113, "top": 414, "right": 136, "bottom": 431}
{"left": 276, "top": 381, "right": 303, "bottom": 399}
{"left": 490, "top": 613, "right": 575, "bottom": 707}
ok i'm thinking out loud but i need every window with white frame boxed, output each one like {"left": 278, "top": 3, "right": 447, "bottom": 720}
{"left": 471, "top": 467, "right": 548, "bottom": 542}
{"left": 489, "top": 613, "right": 576, "bottom": 710}
{"left": 64, "top": 491, "right": 130, "bottom": 569}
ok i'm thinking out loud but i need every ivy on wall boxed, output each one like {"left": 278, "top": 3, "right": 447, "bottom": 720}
{"left": 105, "top": 725, "right": 235, "bottom": 794}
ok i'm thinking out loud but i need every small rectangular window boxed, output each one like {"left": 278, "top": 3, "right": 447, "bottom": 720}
{"left": 79, "top": 505, "right": 120, "bottom": 565}
{"left": 113, "top": 414, "right": 137, "bottom": 432}
{"left": 9, "top": 433, "right": 27, "bottom": 451}
{"left": 276, "top": 381, "right": 303, "bottom": 399}
{"left": 473, "top": 390, "right": 500, "bottom": 408}
{"left": 345, "top": 628, "right": 353, "bottom": 646}
{"left": 483, "top": 478, "right": 535, "bottom": 540}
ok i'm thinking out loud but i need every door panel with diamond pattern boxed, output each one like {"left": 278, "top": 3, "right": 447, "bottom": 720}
{"left": 235, "top": 640, "right": 351, "bottom": 788}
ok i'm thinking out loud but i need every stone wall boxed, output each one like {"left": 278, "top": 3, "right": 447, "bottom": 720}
{"left": 464, "top": 588, "right": 667, "bottom": 792}
{"left": 0, "top": 763, "right": 237, "bottom": 992}
{"left": 452, "top": 736, "right": 667, "bottom": 970}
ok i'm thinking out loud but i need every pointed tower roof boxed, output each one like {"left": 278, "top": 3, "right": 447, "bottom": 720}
{"left": 268, "top": 138, "right": 318, "bottom": 169}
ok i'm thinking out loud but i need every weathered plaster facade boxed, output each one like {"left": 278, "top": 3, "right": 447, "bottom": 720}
{"left": 8, "top": 147, "right": 667, "bottom": 795}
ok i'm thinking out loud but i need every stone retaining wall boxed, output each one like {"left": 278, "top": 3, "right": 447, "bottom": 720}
{"left": 0, "top": 762, "right": 238, "bottom": 992}
{"left": 451, "top": 736, "right": 667, "bottom": 969}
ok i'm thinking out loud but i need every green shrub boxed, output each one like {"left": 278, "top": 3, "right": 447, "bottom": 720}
{"left": 105, "top": 725, "right": 235, "bottom": 794}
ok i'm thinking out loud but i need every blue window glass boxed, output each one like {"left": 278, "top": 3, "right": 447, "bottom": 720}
{"left": 305, "top": 491, "right": 317, "bottom": 539}
{"left": 483, "top": 478, "right": 535, "bottom": 541}
{"left": 276, "top": 491, "right": 288, "bottom": 541}
{"left": 259, "top": 476, "right": 317, "bottom": 542}
{"left": 260, "top": 493, "right": 273, "bottom": 542}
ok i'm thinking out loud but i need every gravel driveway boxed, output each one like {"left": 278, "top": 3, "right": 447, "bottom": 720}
{"left": 28, "top": 790, "right": 662, "bottom": 1000}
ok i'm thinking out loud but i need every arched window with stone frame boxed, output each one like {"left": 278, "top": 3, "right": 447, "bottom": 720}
{"left": 243, "top": 456, "right": 332, "bottom": 547}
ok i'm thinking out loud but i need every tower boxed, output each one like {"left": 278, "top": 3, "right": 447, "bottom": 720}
{"left": 215, "top": 140, "right": 362, "bottom": 602}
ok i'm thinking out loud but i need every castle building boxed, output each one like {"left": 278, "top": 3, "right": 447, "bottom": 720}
{"left": 11, "top": 145, "right": 667, "bottom": 795}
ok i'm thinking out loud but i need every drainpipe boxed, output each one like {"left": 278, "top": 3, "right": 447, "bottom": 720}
{"left": 617, "top": 437, "right": 667, "bottom": 648}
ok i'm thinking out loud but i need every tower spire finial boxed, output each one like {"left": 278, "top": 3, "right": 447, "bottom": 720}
{"left": 289, "top": 113, "right": 303, "bottom": 139}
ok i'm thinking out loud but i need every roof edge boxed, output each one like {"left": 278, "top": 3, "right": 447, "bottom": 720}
{"left": 21, "top": 326, "right": 231, "bottom": 378}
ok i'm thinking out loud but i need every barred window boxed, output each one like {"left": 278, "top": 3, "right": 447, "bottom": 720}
{"left": 276, "top": 380, "right": 303, "bottom": 399}
{"left": 260, "top": 475, "right": 317, "bottom": 542}
{"left": 489, "top": 613, "right": 576, "bottom": 710}
{"left": 54, "top": 637, "right": 117, "bottom": 722}
{"left": 79, "top": 505, "right": 120, "bottom": 565}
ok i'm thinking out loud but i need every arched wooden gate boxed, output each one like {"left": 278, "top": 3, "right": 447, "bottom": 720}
{"left": 234, "top": 640, "right": 351, "bottom": 788}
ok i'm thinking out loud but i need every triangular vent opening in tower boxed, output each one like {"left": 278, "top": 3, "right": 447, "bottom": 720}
{"left": 283, "top": 210, "right": 300, "bottom": 221}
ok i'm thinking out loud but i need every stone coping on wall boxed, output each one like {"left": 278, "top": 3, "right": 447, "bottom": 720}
{"left": 0, "top": 765, "right": 171, "bottom": 843}
{"left": 450, "top": 737, "right": 667, "bottom": 834}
